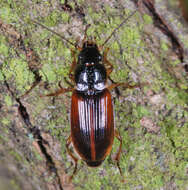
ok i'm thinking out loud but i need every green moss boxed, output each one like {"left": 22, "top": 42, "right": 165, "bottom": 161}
{"left": 120, "top": 26, "right": 142, "bottom": 58}
{"left": 177, "top": 90, "right": 188, "bottom": 104}
{"left": 44, "top": 173, "right": 56, "bottom": 182}
{"left": 0, "top": 0, "right": 186, "bottom": 189}
{"left": 161, "top": 40, "right": 169, "bottom": 51}
{"left": 143, "top": 14, "right": 153, "bottom": 24}
{"left": 104, "top": 4, "right": 113, "bottom": 15}
{"left": 111, "top": 68, "right": 129, "bottom": 82}
{"left": 171, "top": 59, "right": 180, "bottom": 66}
{"left": 44, "top": 11, "right": 59, "bottom": 26}
{"left": 10, "top": 179, "right": 22, "bottom": 190}
{"left": 33, "top": 148, "right": 43, "bottom": 161}
{"left": 165, "top": 87, "right": 188, "bottom": 106}
{"left": 171, "top": 126, "right": 188, "bottom": 149}
{"left": 9, "top": 151, "right": 23, "bottom": 162}
{"left": 1, "top": 118, "right": 10, "bottom": 126}
{"left": 133, "top": 105, "right": 151, "bottom": 118}
{"left": 0, "top": 38, "right": 9, "bottom": 56}
{"left": 61, "top": 12, "right": 70, "bottom": 23}
{"left": 2, "top": 58, "right": 35, "bottom": 93}
{"left": 61, "top": 46, "right": 73, "bottom": 59}
{"left": 0, "top": 134, "right": 9, "bottom": 143}
{"left": 0, "top": 6, "right": 18, "bottom": 23}
{"left": 179, "top": 83, "right": 187, "bottom": 90}
{"left": 169, "top": 160, "right": 188, "bottom": 188}
{"left": 77, "top": 0, "right": 84, "bottom": 4}
{"left": 46, "top": 120, "right": 60, "bottom": 136}
{"left": 40, "top": 64, "right": 56, "bottom": 82}
{"left": 111, "top": 41, "right": 119, "bottom": 52}
{"left": 0, "top": 70, "right": 4, "bottom": 81}
{"left": 4, "top": 95, "right": 12, "bottom": 106}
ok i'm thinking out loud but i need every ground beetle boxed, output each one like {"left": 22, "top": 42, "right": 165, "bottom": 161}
{"left": 32, "top": 10, "right": 145, "bottom": 181}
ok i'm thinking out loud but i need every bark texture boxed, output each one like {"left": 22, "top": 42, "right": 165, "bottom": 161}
{"left": 0, "top": 0, "right": 187, "bottom": 190}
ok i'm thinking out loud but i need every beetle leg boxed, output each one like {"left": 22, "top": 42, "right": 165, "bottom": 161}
{"left": 107, "top": 82, "right": 148, "bottom": 91}
{"left": 64, "top": 77, "right": 74, "bottom": 88}
{"left": 66, "top": 136, "right": 79, "bottom": 182}
{"left": 103, "top": 48, "right": 114, "bottom": 77}
{"left": 19, "top": 79, "right": 41, "bottom": 98}
{"left": 40, "top": 82, "right": 74, "bottom": 97}
{"left": 114, "top": 129, "right": 123, "bottom": 177}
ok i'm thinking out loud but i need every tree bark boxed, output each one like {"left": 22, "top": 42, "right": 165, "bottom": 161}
{"left": 0, "top": 0, "right": 187, "bottom": 189}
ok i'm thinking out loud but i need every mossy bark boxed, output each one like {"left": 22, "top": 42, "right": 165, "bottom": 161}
{"left": 0, "top": 0, "right": 187, "bottom": 190}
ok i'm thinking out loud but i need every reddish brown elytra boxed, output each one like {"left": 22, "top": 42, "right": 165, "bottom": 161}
{"left": 32, "top": 10, "right": 145, "bottom": 181}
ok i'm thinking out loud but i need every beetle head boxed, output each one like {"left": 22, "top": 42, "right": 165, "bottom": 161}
{"left": 78, "top": 41, "right": 102, "bottom": 66}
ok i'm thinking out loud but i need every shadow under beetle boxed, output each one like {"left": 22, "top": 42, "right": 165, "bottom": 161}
{"left": 32, "top": 10, "right": 146, "bottom": 181}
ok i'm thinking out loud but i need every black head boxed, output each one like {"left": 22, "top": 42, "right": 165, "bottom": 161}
{"left": 86, "top": 160, "right": 103, "bottom": 167}
{"left": 78, "top": 41, "right": 102, "bottom": 65}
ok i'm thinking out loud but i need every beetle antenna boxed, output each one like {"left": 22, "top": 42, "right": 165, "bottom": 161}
{"left": 101, "top": 10, "right": 137, "bottom": 47}
{"left": 31, "top": 19, "right": 76, "bottom": 47}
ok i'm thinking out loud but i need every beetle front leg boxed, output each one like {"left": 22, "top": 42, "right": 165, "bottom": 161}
{"left": 66, "top": 136, "right": 79, "bottom": 182}
{"left": 107, "top": 82, "right": 148, "bottom": 91}
{"left": 103, "top": 48, "right": 114, "bottom": 77}
{"left": 40, "top": 81, "right": 74, "bottom": 97}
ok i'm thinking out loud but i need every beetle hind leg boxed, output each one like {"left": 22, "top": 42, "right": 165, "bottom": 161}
{"left": 114, "top": 129, "right": 123, "bottom": 177}
{"left": 66, "top": 136, "right": 79, "bottom": 182}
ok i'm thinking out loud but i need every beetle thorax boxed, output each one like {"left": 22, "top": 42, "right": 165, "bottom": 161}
{"left": 74, "top": 63, "right": 107, "bottom": 95}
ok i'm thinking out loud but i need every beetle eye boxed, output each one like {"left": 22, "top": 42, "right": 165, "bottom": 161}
{"left": 98, "top": 55, "right": 102, "bottom": 61}
{"left": 79, "top": 55, "right": 83, "bottom": 60}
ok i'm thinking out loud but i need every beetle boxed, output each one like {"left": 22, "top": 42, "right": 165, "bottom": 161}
{"left": 32, "top": 10, "right": 145, "bottom": 181}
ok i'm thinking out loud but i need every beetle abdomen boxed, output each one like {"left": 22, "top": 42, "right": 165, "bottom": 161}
{"left": 71, "top": 89, "right": 114, "bottom": 165}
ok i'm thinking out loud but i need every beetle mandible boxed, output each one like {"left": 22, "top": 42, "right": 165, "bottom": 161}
{"left": 32, "top": 10, "right": 144, "bottom": 181}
